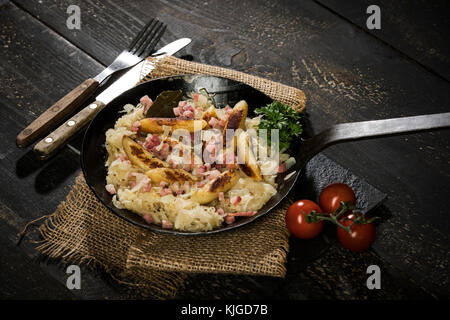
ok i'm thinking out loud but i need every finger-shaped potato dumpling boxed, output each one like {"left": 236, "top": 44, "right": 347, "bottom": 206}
{"left": 139, "top": 118, "right": 207, "bottom": 133}
{"left": 122, "top": 136, "right": 169, "bottom": 171}
{"left": 145, "top": 167, "right": 197, "bottom": 184}
{"left": 190, "top": 169, "right": 239, "bottom": 204}
{"left": 223, "top": 100, "right": 248, "bottom": 133}
{"left": 237, "top": 132, "right": 262, "bottom": 181}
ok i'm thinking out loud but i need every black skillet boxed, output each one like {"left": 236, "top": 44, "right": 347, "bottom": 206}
{"left": 81, "top": 75, "right": 450, "bottom": 236}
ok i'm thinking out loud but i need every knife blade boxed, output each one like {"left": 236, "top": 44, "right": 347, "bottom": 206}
{"left": 33, "top": 38, "right": 191, "bottom": 160}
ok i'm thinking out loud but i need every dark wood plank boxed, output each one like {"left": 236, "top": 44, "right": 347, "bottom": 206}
{"left": 315, "top": 0, "right": 450, "bottom": 81}
{"left": 4, "top": 0, "right": 450, "bottom": 299}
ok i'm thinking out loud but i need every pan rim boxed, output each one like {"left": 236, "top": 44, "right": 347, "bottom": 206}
{"left": 80, "top": 74, "right": 302, "bottom": 236}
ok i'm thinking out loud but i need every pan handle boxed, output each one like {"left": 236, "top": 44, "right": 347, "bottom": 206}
{"left": 298, "top": 112, "right": 450, "bottom": 166}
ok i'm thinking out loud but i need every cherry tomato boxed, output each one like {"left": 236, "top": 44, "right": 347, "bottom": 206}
{"left": 337, "top": 214, "right": 376, "bottom": 252}
{"left": 319, "top": 183, "right": 356, "bottom": 214}
{"left": 286, "top": 200, "right": 323, "bottom": 239}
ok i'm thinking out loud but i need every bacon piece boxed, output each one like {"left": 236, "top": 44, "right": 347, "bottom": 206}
{"left": 208, "top": 117, "right": 220, "bottom": 128}
{"left": 183, "top": 110, "right": 195, "bottom": 119}
{"left": 105, "top": 184, "right": 116, "bottom": 195}
{"left": 217, "top": 208, "right": 225, "bottom": 215}
{"left": 231, "top": 196, "right": 242, "bottom": 205}
{"left": 143, "top": 214, "right": 153, "bottom": 224}
{"left": 159, "top": 188, "right": 172, "bottom": 196}
{"left": 226, "top": 211, "right": 258, "bottom": 217}
{"left": 162, "top": 220, "right": 174, "bottom": 229}
{"left": 225, "top": 215, "right": 235, "bottom": 224}
{"left": 218, "top": 192, "right": 225, "bottom": 202}
{"left": 140, "top": 95, "right": 153, "bottom": 113}
{"left": 278, "top": 162, "right": 287, "bottom": 173}
{"left": 193, "top": 93, "right": 199, "bottom": 102}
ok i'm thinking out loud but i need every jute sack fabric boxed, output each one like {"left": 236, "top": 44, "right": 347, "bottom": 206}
{"left": 36, "top": 56, "right": 306, "bottom": 298}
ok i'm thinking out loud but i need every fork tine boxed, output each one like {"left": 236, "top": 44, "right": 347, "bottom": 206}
{"left": 127, "top": 18, "right": 156, "bottom": 52}
{"left": 129, "top": 20, "right": 159, "bottom": 54}
{"left": 135, "top": 22, "right": 166, "bottom": 57}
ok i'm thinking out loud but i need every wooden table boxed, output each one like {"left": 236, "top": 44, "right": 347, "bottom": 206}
{"left": 1, "top": 0, "right": 449, "bottom": 299}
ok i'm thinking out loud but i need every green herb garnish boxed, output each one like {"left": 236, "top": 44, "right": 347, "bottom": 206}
{"left": 254, "top": 101, "right": 302, "bottom": 150}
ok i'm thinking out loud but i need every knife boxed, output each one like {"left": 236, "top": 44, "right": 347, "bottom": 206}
{"left": 33, "top": 38, "right": 191, "bottom": 160}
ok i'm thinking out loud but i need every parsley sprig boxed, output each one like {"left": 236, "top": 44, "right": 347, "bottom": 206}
{"left": 254, "top": 101, "right": 302, "bottom": 150}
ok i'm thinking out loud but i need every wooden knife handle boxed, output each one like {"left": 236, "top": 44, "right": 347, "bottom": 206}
{"left": 16, "top": 78, "right": 99, "bottom": 148}
{"left": 33, "top": 100, "right": 106, "bottom": 160}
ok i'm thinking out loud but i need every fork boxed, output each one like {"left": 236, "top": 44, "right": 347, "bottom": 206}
{"left": 16, "top": 18, "right": 166, "bottom": 148}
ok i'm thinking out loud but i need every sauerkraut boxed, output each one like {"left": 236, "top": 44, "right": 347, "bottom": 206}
{"left": 104, "top": 92, "right": 292, "bottom": 232}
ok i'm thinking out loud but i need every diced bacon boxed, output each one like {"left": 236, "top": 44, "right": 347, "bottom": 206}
{"left": 162, "top": 220, "right": 173, "bottom": 229}
{"left": 208, "top": 117, "right": 220, "bottom": 128}
{"left": 224, "top": 105, "right": 232, "bottom": 115}
{"left": 231, "top": 196, "right": 242, "bottom": 205}
{"left": 278, "top": 162, "right": 287, "bottom": 173}
{"left": 207, "top": 169, "right": 220, "bottom": 180}
{"left": 131, "top": 126, "right": 139, "bottom": 132}
{"left": 143, "top": 214, "right": 153, "bottom": 224}
{"left": 193, "top": 93, "right": 199, "bottom": 102}
{"left": 218, "top": 119, "right": 226, "bottom": 127}
{"left": 105, "top": 184, "right": 116, "bottom": 195}
{"left": 197, "top": 165, "right": 206, "bottom": 175}
{"left": 225, "top": 215, "right": 235, "bottom": 224}
{"left": 143, "top": 185, "right": 152, "bottom": 192}
{"left": 132, "top": 121, "right": 141, "bottom": 128}
{"left": 140, "top": 95, "right": 153, "bottom": 113}
{"left": 159, "top": 143, "right": 170, "bottom": 158}
{"left": 130, "top": 181, "right": 137, "bottom": 189}
{"left": 217, "top": 208, "right": 225, "bottom": 215}
{"left": 196, "top": 180, "right": 206, "bottom": 188}
{"left": 159, "top": 188, "right": 172, "bottom": 196}
{"left": 183, "top": 110, "right": 194, "bottom": 119}
{"left": 218, "top": 192, "right": 225, "bottom": 202}
{"left": 173, "top": 107, "right": 181, "bottom": 116}
{"left": 227, "top": 211, "right": 258, "bottom": 217}
{"left": 178, "top": 100, "right": 187, "bottom": 107}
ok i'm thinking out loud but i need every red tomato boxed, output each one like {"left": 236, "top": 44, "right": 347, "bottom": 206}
{"left": 319, "top": 183, "right": 356, "bottom": 214}
{"left": 337, "top": 215, "right": 376, "bottom": 252}
{"left": 286, "top": 200, "right": 323, "bottom": 239}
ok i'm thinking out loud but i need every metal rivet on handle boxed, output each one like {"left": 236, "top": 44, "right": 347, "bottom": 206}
{"left": 67, "top": 120, "right": 76, "bottom": 127}
{"left": 89, "top": 103, "right": 98, "bottom": 110}
{"left": 44, "top": 137, "right": 53, "bottom": 143}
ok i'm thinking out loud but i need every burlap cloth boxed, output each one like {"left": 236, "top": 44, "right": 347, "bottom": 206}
{"left": 36, "top": 56, "right": 306, "bottom": 298}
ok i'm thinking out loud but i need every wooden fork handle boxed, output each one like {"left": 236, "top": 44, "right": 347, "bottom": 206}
{"left": 16, "top": 78, "right": 99, "bottom": 148}
{"left": 33, "top": 100, "right": 106, "bottom": 160}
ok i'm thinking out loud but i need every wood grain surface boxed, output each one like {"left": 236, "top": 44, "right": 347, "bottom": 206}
{"left": 1, "top": 0, "right": 449, "bottom": 299}
{"left": 16, "top": 78, "right": 99, "bottom": 148}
